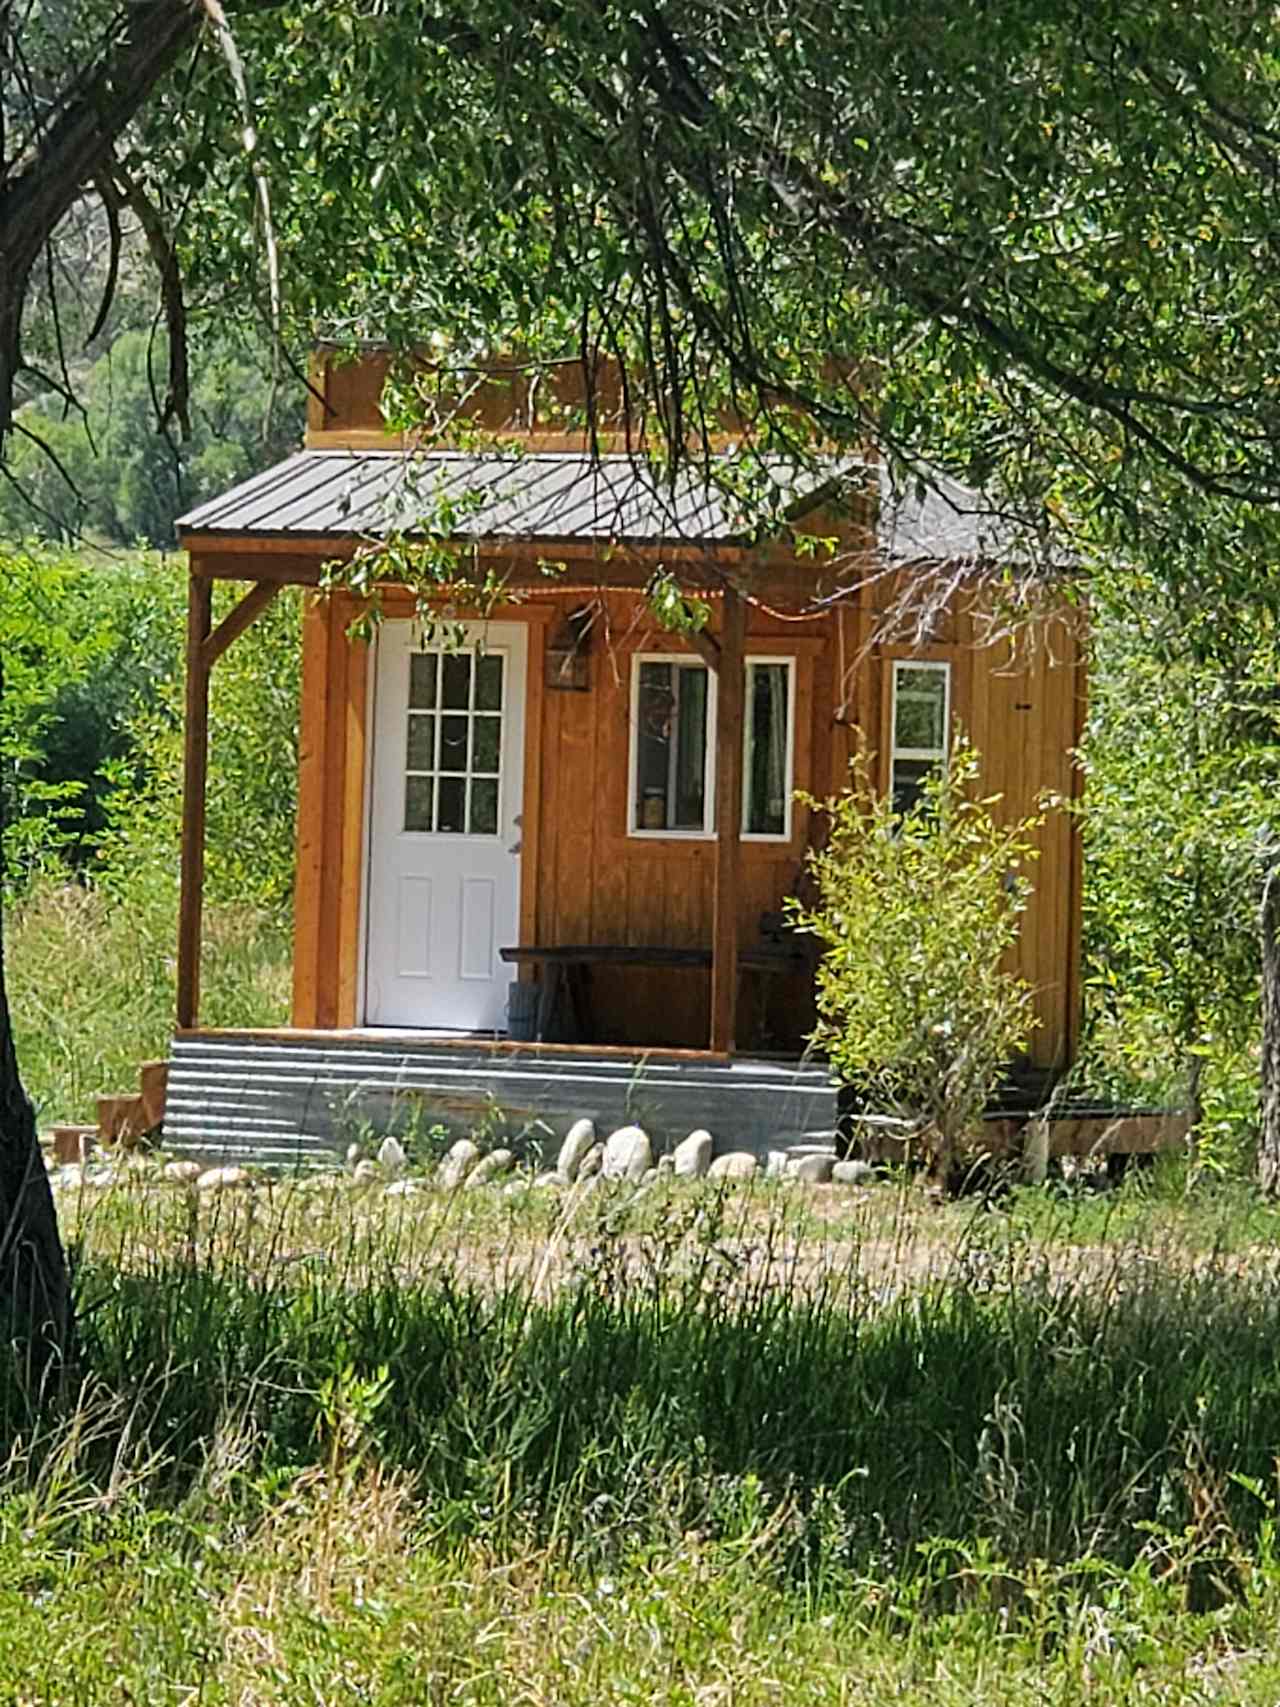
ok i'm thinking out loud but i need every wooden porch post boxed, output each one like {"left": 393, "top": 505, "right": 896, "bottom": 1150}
{"left": 710, "top": 584, "right": 745, "bottom": 1052}
{"left": 176, "top": 571, "right": 212, "bottom": 1030}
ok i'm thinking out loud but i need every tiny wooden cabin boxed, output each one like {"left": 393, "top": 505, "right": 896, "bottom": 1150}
{"left": 166, "top": 349, "right": 1085, "bottom": 1163}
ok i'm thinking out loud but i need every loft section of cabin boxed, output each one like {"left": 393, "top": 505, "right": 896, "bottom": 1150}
{"left": 304, "top": 346, "right": 865, "bottom": 456}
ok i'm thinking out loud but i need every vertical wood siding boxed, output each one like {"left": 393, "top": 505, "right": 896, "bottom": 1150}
{"left": 292, "top": 581, "right": 1083, "bottom": 1065}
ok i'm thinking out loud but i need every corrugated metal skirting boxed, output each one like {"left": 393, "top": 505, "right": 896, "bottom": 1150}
{"left": 164, "top": 1033, "right": 839, "bottom": 1169}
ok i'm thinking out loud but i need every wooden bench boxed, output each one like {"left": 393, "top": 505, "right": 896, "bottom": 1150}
{"left": 499, "top": 940, "right": 810, "bottom": 1045}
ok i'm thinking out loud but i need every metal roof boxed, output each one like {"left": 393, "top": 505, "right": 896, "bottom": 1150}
{"left": 876, "top": 470, "right": 1031, "bottom": 564}
{"left": 178, "top": 446, "right": 1048, "bottom": 564}
{"left": 177, "top": 449, "right": 843, "bottom": 547}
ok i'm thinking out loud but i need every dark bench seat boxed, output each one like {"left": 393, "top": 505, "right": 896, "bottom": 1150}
{"left": 500, "top": 941, "right": 810, "bottom": 1044}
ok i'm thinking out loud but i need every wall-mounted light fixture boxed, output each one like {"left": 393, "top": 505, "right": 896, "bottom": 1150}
{"left": 546, "top": 606, "right": 593, "bottom": 691}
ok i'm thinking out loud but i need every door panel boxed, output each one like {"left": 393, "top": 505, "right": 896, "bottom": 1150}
{"left": 365, "top": 621, "right": 526, "bottom": 1029}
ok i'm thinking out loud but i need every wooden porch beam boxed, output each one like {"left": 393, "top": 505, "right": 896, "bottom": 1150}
{"left": 201, "top": 580, "right": 279, "bottom": 670}
{"left": 177, "top": 573, "right": 212, "bottom": 1031}
{"left": 710, "top": 584, "right": 746, "bottom": 1053}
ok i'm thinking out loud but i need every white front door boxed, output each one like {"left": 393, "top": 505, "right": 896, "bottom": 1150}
{"left": 365, "top": 620, "right": 527, "bottom": 1030}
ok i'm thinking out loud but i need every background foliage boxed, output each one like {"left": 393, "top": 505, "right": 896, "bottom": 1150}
{"left": 0, "top": 546, "right": 299, "bottom": 1121}
{"left": 1, "top": 330, "right": 303, "bottom": 549}
{"left": 1075, "top": 609, "right": 1279, "bottom": 1168}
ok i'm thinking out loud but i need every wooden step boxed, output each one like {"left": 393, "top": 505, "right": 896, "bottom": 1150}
{"left": 49, "top": 1124, "right": 96, "bottom": 1165}
{"left": 96, "top": 1093, "right": 148, "bottom": 1146}
{"left": 139, "top": 1060, "right": 169, "bottom": 1130}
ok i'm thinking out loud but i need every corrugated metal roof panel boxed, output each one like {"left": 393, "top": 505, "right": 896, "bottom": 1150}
{"left": 177, "top": 449, "right": 840, "bottom": 545}
{"left": 877, "top": 469, "right": 1027, "bottom": 563}
{"left": 178, "top": 448, "right": 1051, "bottom": 563}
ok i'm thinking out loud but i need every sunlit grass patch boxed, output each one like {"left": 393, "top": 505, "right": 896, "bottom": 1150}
{"left": 8, "top": 877, "right": 290, "bottom": 1126}
{"left": 10, "top": 1173, "right": 1280, "bottom": 1699}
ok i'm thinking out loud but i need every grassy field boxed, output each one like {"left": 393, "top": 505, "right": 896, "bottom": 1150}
{"left": 5, "top": 1166, "right": 1280, "bottom": 1701}
{"left": 7, "top": 880, "right": 291, "bottom": 1126}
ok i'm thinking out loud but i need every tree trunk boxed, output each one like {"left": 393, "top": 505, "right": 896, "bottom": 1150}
{"left": 1185, "top": 1050, "right": 1204, "bottom": 1167}
{"left": 0, "top": 651, "right": 71, "bottom": 1386}
{"left": 0, "top": 900, "right": 71, "bottom": 1393}
{"left": 0, "top": 0, "right": 221, "bottom": 1406}
{"left": 1258, "top": 864, "right": 1280, "bottom": 1195}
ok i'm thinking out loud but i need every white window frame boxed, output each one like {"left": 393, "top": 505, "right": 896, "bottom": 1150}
{"left": 889, "top": 658, "right": 951, "bottom": 811}
{"left": 627, "top": 652, "right": 797, "bottom": 843}
{"left": 628, "top": 653, "right": 719, "bottom": 840}
{"left": 741, "top": 656, "right": 796, "bottom": 844}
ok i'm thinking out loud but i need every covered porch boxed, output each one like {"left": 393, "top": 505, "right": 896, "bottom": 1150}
{"left": 174, "top": 446, "right": 866, "bottom": 1068}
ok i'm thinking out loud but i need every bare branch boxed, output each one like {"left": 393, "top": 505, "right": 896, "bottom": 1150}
{"left": 110, "top": 157, "right": 190, "bottom": 437}
{"left": 85, "top": 174, "right": 124, "bottom": 350}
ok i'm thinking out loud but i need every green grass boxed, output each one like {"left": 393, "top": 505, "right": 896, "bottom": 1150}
{"left": 7, "top": 876, "right": 290, "bottom": 1125}
{"left": 7, "top": 1173, "right": 1280, "bottom": 1698}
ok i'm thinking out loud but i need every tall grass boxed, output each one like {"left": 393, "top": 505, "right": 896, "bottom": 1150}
{"left": 11, "top": 1177, "right": 1280, "bottom": 1582}
{"left": 7, "top": 876, "right": 290, "bottom": 1124}
{"left": 8, "top": 1177, "right": 1280, "bottom": 1698}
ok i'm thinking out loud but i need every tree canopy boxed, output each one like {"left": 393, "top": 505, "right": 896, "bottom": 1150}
{"left": 123, "top": 0, "right": 1276, "bottom": 635}
{"left": 8, "top": 1, "right": 1280, "bottom": 633}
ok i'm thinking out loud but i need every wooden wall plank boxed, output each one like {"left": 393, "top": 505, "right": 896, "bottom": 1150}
{"left": 1064, "top": 616, "right": 1088, "bottom": 1062}
{"left": 554, "top": 647, "right": 598, "bottom": 944}
{"left": 314, "top": 601, "right": 351, "bottom": 1027}
{"left": 519, "top": 618, "right": 548, "bottom": 955}
{"left": 291, "top": 595, "right": 330, "bottom": 1027}
{"left": 710, "top": 586, "right": 746, "bottom": 1051}
{"left": 335, "top": 598, "right": 369, "bottom": 1028}
{"left": 177, "top": 573, "right": 213, "bottom": 1030}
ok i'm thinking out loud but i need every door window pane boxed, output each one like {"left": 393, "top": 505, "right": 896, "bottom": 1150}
{"left": 744, "top": 663, "right": 790, "bottom": 836}
{"left": 437, "top": 775, "right": 466, "bottom": 833}
{"left": 406, "top": 713, "right": 435, "bottom": 773}
{"left": 439, "top": 714, "right": 469, "bottom": 772}
{"left": 471, "top": 716, "right": 500, "bottom": 774}
{"left": 404, "top": 774, "right": 434, "bottom": 832}
{"left": 441, "top": 652, "right": 471, "bottom": 710}
{"left": 409, "top": 652, "right": 437, "bottom": 710}
{"left": 469, "top": 778, "right": 499, "bottom": 835}
{"left": 475, "top": 652, "right": 504, "bottom": 710}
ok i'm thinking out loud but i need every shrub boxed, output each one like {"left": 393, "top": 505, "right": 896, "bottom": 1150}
{"left": 790, "top": 741, "right": 1043, "bottom": 1176}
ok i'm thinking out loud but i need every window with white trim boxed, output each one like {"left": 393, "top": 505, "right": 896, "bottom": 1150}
{"left": 629, "top": 654, "right": 795, "bottom": 840}
{"left": 742, "top": 659, "right": 794, "bottom": 839}
{"left": 890, "top": 660, "right": 950, "bottom": 815}
{"left": 633, "top": 658, "right": 713, "bottom": 834}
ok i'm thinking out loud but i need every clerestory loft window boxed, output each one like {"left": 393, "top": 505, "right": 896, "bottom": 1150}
{"left": 889, "top": 660, "right": 950, "bottom": 815}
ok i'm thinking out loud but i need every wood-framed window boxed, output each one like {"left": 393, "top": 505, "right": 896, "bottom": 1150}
{"left": 889, "top": 659, "right": 950, "bottom": 815}
{"left": 742, "top": 657, "right": 795, "bottom": 840}
{"left": 631, "top": 656, "right": 715, "bottom": 835}
{"left": 628, "top": 653, "right": 795, "bottom": 841}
